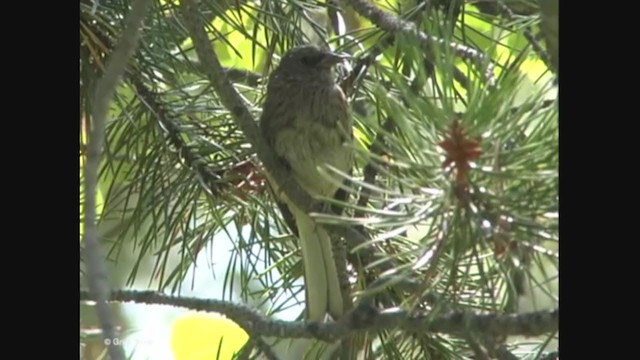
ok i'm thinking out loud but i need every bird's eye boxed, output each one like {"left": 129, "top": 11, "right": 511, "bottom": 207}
{"left": 300, "top": 55, "right": 322, "bottom": 67}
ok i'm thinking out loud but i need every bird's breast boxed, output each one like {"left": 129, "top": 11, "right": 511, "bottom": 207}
{"left": 273, "top": 84, "right": 353, "bottom": 198}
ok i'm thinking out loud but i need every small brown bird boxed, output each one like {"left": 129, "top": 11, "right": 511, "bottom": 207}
{"left": 260, "top": 45, "right": 353, "bottom": 321}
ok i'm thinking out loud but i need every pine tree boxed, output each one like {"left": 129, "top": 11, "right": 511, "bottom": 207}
{"left": 81, "top": 0, "right": 558, "bottom": 359}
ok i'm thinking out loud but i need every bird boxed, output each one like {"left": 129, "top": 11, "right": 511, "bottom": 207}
{"left": 259, "top": 44, "right": 353, "bottom": 322}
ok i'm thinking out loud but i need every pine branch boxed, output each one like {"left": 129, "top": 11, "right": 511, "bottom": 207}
{"left": 539, "top": 0, "right": 559, "bottom": 76}
{"left": 237, "top": 337, "right": 279, "bottom": 360}
{"left": 128, "top": 73, "right": 227, "bottom": 196}
{"left": 339, "top": 1, "right": 472, "bottom": 96}
{"left": 80, "top": 290, "right": 558, "bottom": 341}
{"left": 83, "top": 0, "right": 153, "bottom": 359}
{"left": 341, "top": 0, "right": 496, "bottom": 85}
{"left": 473, "top": 0, "right": 539, "bottom": 17}
{"left": 223, "top": 67, "right": 263, "bottom": 87}
{"left": 494, "top": 1, "right": 553, "bottom": 76}
{"left": 495, "top": 345, "right": 521, "bottom": 360}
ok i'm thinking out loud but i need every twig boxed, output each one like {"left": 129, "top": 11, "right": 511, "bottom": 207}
{"left": 237, "top": 337, "right": 279, "bottom": 360}
{"left": 465, "top": 332, "right": 492, "bottom": 360}
{"left": 340, "top": 1, "right": 473, "bottom": 94}
{"left": 83, "top": 0, "right": 153, "bottom": 359}
{"left": 223, "top": 67, "right": 263, "bottom": 87}
{"left": 236, "top": 340, "right": 256, "bottom": 360}
{"left": 330, "top": 223, "right": 355, "bottom": 359}
{"left": 80, "top": 290, "right": 558, "bottom": 340}
{"left": 495, "top": 345, "right": 521, "bottom": 360}
{"left": 538, "top": 0, "right": 558, "bottom": 75}
{"left": 128, "top": 74, "right": 227, "bottom": 196}
{"left": 453, "top": 99, "right": 556, "bottom": 119}
{"left": 342, "top": 0, "right": 496, "bottom": 85}
{"left": 253, "top": 338, "right": 280, "bottom": 360}
{"left": 354, "top": 305, "right": 558, "bottom": 339}
{"left": 465, "top": 329, "right": 517, "bottom": 360}
{"left": 473, "top": 0, "right": 538, "bottom": 17}
{"left": 495, "top": 1, "right": 553, "bottom": 74}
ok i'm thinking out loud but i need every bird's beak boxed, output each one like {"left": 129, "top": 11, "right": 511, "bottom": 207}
{"left": 321, "top": 52, "right": 350, "bottom": 67}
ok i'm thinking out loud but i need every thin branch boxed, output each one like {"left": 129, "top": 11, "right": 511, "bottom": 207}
{"left": 538, "top": 0, "right": 559, "bottom": 76}
{"left": 253, "top": 338, "right": 280, "bottom": 360}
{"left": 236, "top": 340, "right": 256, "bottom": 360}
{"left": 83, "top": 0, "right": 153, "bottom": 359}
{"left": 80, "top": 290, "right": 559, "bottom": 341}
{"left": 331, "top": 224, "right": 355, "bottom": 359}
{"left": 465, "top": 332, "right": 492, "bottom": 360}
{"left": 237, "top": 337, "right": 279, "bottom": 360}
{"left": 128, "top": 74, "right": 227, "bottom": 196}
{"left": 495, "top": 1, "right": 553, "bottom": 74}
{"left": 223, "top": 67, "right": 263, "bottom": 87}
{"left": 340, "top": 1, "right": 472, "bottom": 94}
{"left": 453, "top": 98, "right": 556, "bottom": 119}
{"left": 342, "top": 0, "right": 496, "bottom": 85}
{"left": 473, "top": 0, "right": 538, "bottom": 17}
{"left": 465, "top": 330, "right": 518, "bottom": 360}
{"left": 495, "top": 345, "right": 521, "bottom": 360}
{"left": 540, "top": 350, "right": 559, "bottom": 360}
{"left": 194, "top": 63, "right": 264, "bottom": 87}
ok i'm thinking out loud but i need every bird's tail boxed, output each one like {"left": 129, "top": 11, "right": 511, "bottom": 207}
{"left": 292, "top": 206, "right": 344, "bottom": 321}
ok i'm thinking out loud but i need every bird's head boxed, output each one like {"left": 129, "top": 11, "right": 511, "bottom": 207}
{"left": 273, "top": 45, "right": 348, "bottom": 83}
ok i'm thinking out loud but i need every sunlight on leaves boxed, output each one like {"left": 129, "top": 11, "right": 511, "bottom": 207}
{"left": 210, "top": 6, "right": 268, "bottom": 71}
